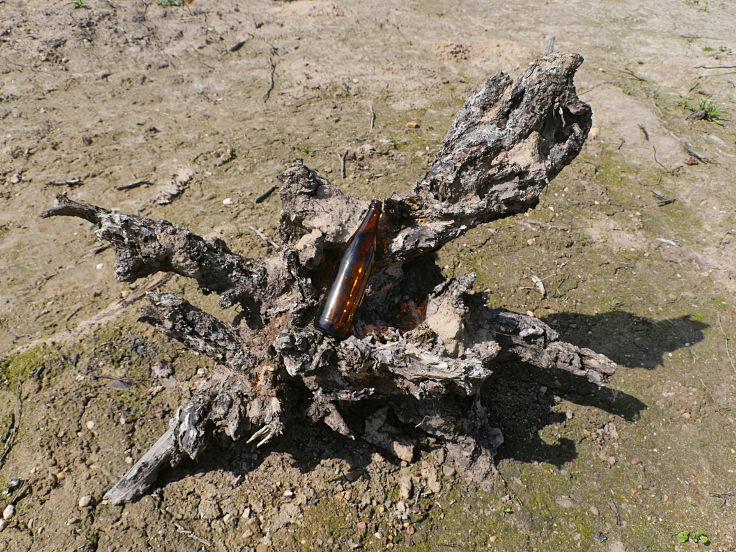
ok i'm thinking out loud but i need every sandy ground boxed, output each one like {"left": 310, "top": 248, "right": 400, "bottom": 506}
{"left": 1, "top": 0, "right": 736, "bottom": 550}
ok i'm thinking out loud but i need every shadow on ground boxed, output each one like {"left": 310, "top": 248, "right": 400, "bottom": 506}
{"left": 487, "top": 310, "right": 708, "bottom": 466}
{"left": 542, "top": 311, "right": 709, "bottom": 369}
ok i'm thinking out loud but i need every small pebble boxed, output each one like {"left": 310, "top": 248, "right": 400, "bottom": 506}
{"left": 223, "top": 198, "right": 234, "bottom": 205}
{"left": 3, "top": 504, "right": 14, "bottom": 520}
{"left": 85, "top": 420, "right": 95, "bottom": 430}
{"left": 590, "top": 505, "right": 599, "bottom": 516}
{"left": 0, "top": 519, "right": 7, "bottom": 532}
{"left": 398, "top": 475, "right": 413, "bottom": 500}
{"left": 96, "top": 263, "right": 104, "bottom": 270}
{"left": 555, "top": 495, "right": 574, "bottom": 508}
{"left": 406, "top": 121, "right": 420, "bottom": 129}
{"left": 78, "top": 495, "right": 92, "bottom": 508}
{"left": 589, "top": 127, "right": 600, "bottom": 138}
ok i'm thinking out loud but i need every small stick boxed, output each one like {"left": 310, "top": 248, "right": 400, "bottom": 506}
{"left": 263, "top": 56, "right": 276, "bottom": 102}
{"left": 620, "top": 68, "right": 647, "bottom": 82}
{"left": 229, "top": 38, "right": 250, "bottom": 52}
{"left": 717, "top": 312, "right": 735, "bottom": 376}
{"left": 65, "top": 304, "right": 83, "bottom": 322}
{"left": 542, "top": 36, "right": 555, "bottom": 55}
{"left": 340, "top": 149, "right": 348, "bottom": 179}
{"left": 609, "top": 498, "right": 622, "bottom": 526}
{"left": 656, "top": 238, "right": 678, "bottom": 246}
{"left": 255, "top": 185, "right": 277, "bottom": 203}
{"left": 651, "top": 144, "right": 671, "bottom": 173}
{"left": 652, "top": 190, "right": 676, "bottom": 206}
{"left": 91, "top": 244, "right": 111, "bottom": 255}
{"left": 0, "top": 414, "right": 17, "bottom": 469}
{"left": 695, "top": 65, "right": 736, "bottom": 69}
{"left": 44, "top": 178, "right": 83, "bottom": 187}
{"left": 89, "top": 373, "right": 140, "bottom": 388}
{"left": 174, "top": 522, "right": 212, "bottom": 547}
{"left": 115, "top": 179, "right": 151, "bottom": 191}
{"left": 688, "top": 76, "right": 704, "bottom": 93}
{"left": 0, "top": 381, "right": 22, "bottom": 469}
{"left": 681, "top": 140, "right": 708, "bottom": 162}
{"left": 369, "top": 103, "right": 376, "bottom": 130}
{"left": 638, "top": 125, "right": 672, "bottom": 173}
{"left": 517, "top": 219, "right": 570, "bottom": 232}
{"left": 711, "top": 491, "right": 736, "bottom": 507}
{"left": 248, "top": 225, "right": 280, "bottom": 250}
{"left": 531, "top": 275, "right": 546, "bottom": 297}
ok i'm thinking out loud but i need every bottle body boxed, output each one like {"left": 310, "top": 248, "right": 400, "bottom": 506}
{"left": 316, "top": 200, "right": 382, "bottom": 339}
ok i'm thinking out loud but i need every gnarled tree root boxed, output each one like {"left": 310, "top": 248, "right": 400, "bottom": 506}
{"left": 42, "top": 53, "right": 614, "bottom": 505}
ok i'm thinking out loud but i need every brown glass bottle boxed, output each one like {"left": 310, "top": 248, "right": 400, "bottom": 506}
{"left": 316, "top": 200, "right": 382, "bottom": 339}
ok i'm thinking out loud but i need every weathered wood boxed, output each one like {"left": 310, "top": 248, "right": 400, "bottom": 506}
{"left": 43, "top": 53, "right": 613, "bottom": 505}
{"left": 278, "top": 53, "right": 591, "bottom": 266}
{"left": 102, "top": 428, "right": 175, "bottom": 504}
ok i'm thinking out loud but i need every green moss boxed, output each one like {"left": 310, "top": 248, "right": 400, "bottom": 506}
{"left": 615, "top": 81, "right": 636, "bottom": 96}
{"left": 0, "top": 345, "right": 51, "bottom": 386}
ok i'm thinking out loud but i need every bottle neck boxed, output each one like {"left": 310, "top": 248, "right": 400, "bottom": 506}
{"left": 362, "top": 200, "right": 382, "bottom": 226}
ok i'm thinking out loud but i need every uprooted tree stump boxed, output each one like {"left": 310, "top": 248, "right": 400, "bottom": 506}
{"left": 42, "top": 53, "right": 616, "bottom": 505}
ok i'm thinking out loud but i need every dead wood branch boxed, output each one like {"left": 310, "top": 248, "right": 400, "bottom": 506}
{"left": 279, "top": 54, "right": 591, "bottom": 268}
{"left": 43, "top": 53, "right": 614, "bottom": 505}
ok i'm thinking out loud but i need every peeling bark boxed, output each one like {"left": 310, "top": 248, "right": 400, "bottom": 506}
{"left": 43, "top": 53, "right": 614, "bottom": 504}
